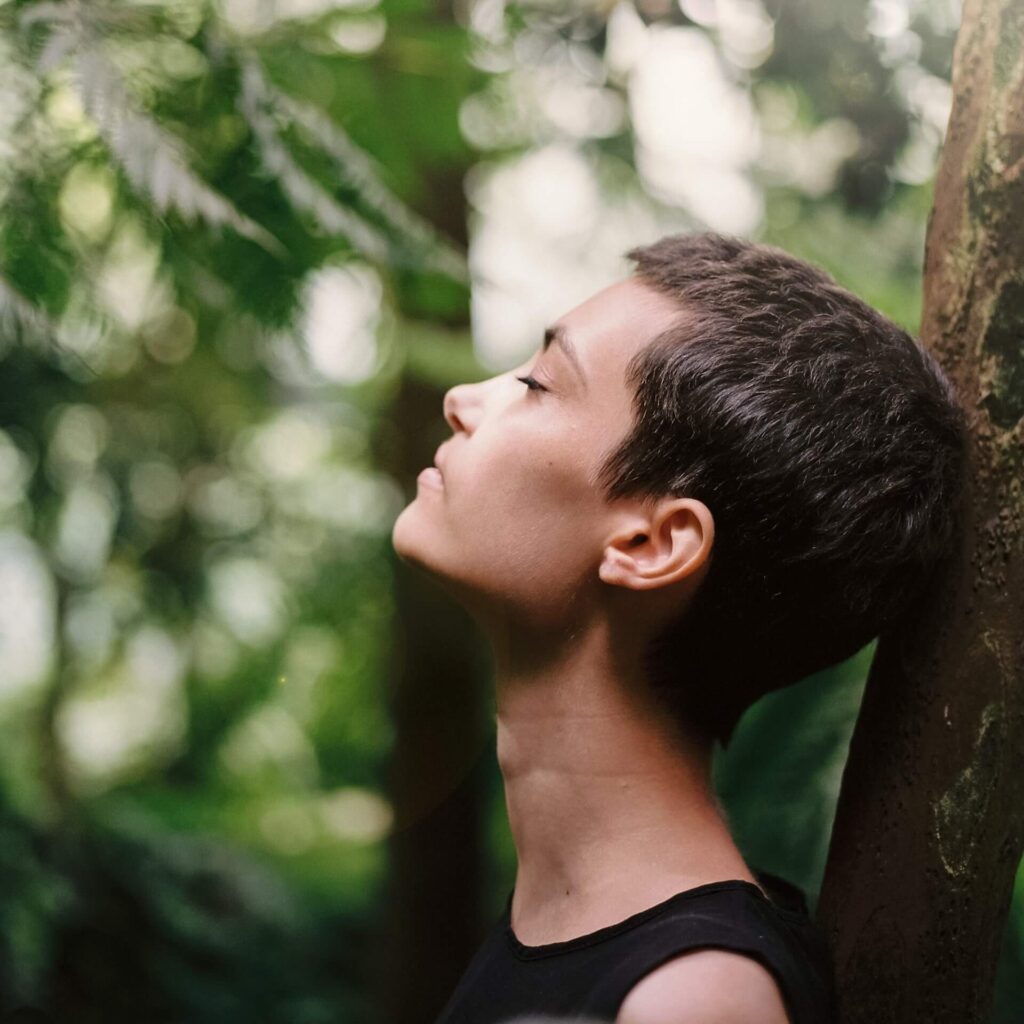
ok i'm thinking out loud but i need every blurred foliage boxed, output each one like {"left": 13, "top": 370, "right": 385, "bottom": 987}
{"left": 0, "top": 0, "right": 1019, "bottom": 1020}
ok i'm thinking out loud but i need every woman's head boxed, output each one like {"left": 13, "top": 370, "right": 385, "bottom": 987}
{"left": 391, "top": 274, "right": 710, "bottom": 654}
{"left": 392, "top": 231, "right": 968, "bottom": 746}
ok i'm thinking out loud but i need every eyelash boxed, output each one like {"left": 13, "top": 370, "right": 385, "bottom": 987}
{"left": 515, "top": 374, "right": 547, "bottom": 393}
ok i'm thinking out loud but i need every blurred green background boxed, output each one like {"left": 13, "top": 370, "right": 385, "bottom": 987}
{"left": 0, "top": 0, "right": 1020, "bottom": 1020}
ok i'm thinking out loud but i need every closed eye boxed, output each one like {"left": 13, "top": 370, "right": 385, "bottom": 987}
{"left": 515, "top": 374, "right": 547, "bottom": 393}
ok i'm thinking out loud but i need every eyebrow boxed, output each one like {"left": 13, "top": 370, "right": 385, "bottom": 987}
{"left": 543, "top": 325, "right": 587, "bottom": 389}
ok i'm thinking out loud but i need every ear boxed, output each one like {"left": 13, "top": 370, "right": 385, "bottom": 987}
{"left": 598, "top": 498, "right": 714, "bottom": 592}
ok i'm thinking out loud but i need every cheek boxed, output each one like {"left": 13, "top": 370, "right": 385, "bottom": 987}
{"left": 471, "top": 435, "right": 588, "bottom": 517}
{"left": 464, "top": 445, "right": 599, "bottom": 567}
{"left": 397, "top": 438, "right": 602, "bottom": 614}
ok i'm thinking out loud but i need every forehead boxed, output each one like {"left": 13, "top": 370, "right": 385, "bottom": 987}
{"left": 554, "top": 278, "right": 685, "bottom": 373}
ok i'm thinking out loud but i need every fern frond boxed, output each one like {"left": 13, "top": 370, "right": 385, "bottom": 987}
{"left": 239, "top": 60, "right": 392, "bottom": 261}
{"left": 23, "top": 9, "right": 283, "bottom": 255}
{"left": 35, "top": 22, "right": 78, "bottom": 75}
{"left": 239, "top": 60, "right": 468, "bottom": 281}
{"left": 0, "top": 273, "right": 106, "bottom": 381}
{"left": 0, "top": 274, "right": 56, "bottom": 346}
{"left": 74, "top": 41, "right": 281, "bottom": 253}
{"left": 265, "top": 76, "right": 468, "bottom": 282}
{"left": 18, "top": 2, "right": 77, "bottom": 32}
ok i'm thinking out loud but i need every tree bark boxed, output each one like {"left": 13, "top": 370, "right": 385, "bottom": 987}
{"left": 817, "top": 2, "right": 1024, "bottom": 1022}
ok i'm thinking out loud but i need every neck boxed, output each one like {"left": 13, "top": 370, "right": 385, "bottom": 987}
{"left": 491, "top": 620, "right": 756, "bottom": 944}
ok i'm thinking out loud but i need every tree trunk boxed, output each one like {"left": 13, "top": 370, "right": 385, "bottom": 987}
{"left": 371, "top": 53, "right": 491, "bottom": 1019}
{"left": 817, "top": 2, "right": 1024, "bottom": 1022}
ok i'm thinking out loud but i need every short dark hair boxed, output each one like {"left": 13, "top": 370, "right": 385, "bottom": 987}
{"left": 595, "top": 232, "right": 968, "bottom": 747}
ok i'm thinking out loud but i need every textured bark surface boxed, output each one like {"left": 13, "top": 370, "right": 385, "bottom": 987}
{"left": 818, "top": 1, "right": 1024, "bottom": 1021}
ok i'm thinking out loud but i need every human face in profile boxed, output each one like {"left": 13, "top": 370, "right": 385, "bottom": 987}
{"left": 391, "top": 277, "right": 687, "bottom": 634}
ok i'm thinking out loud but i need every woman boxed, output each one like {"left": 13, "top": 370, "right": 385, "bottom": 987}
{"left": 391, "top": 232, "right": 967, "bottom": 1023}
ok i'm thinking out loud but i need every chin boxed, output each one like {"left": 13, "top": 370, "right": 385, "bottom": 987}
{"left": 392, "top": 507, "right": 445, "bottom": 575}
{"left": 392, "top": 516, "right": 488, "bottom": 610}
{"left": 391, "top": 506, "right": 422, "bottom": 563}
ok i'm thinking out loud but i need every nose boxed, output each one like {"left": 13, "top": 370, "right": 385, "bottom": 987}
{"left": 443, "top": 381, "right": 476, "bottom": 435}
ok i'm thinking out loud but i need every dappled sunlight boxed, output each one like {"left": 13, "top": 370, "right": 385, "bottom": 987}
{"left": 301, "top": 263, "right": 382, "bottom": 384}
{"left": 97, "top": 218, "right": 172, "bottom": 333}
{"left": 0, "top": 533, "right": 55, "bottom": 700}
{"left": 0, "top": 0, "right": 1017, "bottom": 1018}
{"left": 462, "top": 1, "right": 770, "bottom": 367}
{"left": 681, "top": 0, "right": 775, "bottom": 69}
{"left": 185, "top": 467, "right": 265, "bottom": 537}
{"left": 56, "top": 624, "right": 188, "bottom": 793}
{"left": 208, "top": 557, "right": 289, "bottom": 647}
{"left": 53, "top": 476, "right": 118, "bottom": 583}
{"left": 468, "top": 144, "right": 684, "bottom": 366}
{"left": 128, "top": 459, "right": 184, "bottom": 521}
{"left": 189, "top": 618, "right": 242, "bottom": 682}
{"left": 630, "top": 26, "right": 763, "bottom": 232}
{"left": 244, "top": 409, "right": 336, "bottom": 480}
{"left": 0, "top": 428, "right": 36, "bottom": 513}
{"left": 218, "top": 703, "right": 320, "bottom": 792}
{"left": 320, "top": 786, "right": 393, "bottom": 843}
{"left": 219, "top": 0, "right": 382, "bottom": 37}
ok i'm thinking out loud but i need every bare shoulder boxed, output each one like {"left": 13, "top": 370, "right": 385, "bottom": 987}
{"left": 615, "top": 948, "right": 791, "bottom": 1024}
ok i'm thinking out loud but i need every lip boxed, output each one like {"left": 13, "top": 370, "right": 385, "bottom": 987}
{"left": 417, "top": 466, "right": 444, "bottom": 490}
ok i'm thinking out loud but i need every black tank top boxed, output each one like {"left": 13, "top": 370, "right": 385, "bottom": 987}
{"left": 434, "top": 871, "right": 836, "bottom": 1023}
